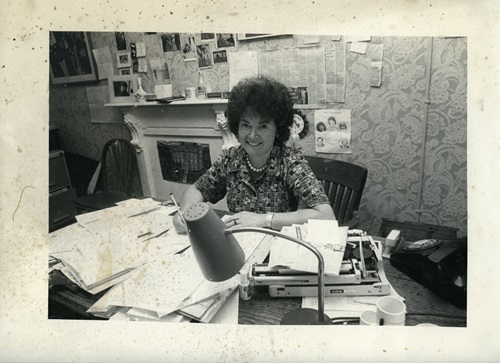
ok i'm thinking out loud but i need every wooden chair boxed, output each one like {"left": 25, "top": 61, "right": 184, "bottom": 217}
{"left": 73, "top": 139, "right": 141, "bottom": 213}
{"left": 303, "top": 155, "right": 368, "bottom": 228}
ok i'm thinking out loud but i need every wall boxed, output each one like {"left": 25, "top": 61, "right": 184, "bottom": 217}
{"left": 49, "top": 33, "right": 467, "bottom": 237}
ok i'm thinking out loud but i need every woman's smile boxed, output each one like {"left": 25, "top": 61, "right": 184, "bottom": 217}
{"left": 246, "top": 139, "right": 262, "bottom": 147}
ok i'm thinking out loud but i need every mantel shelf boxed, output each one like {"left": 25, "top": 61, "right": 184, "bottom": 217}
{"left": 105, "top": 99, "right": 321, "bottom": 109}
{"left": 105, "top": 99, "right": 228, "bottom": 107}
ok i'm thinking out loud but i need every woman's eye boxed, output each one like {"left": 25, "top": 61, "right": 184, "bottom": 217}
{"left": 240, "top": 123, "right": 250, "bottom": 129}
{"left": 259, "top": 124, "right": 268, "bottom": 130}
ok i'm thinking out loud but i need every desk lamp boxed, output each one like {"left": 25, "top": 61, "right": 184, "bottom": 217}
{"left": 183, "top": 202, "right": 331, "bottom": 325}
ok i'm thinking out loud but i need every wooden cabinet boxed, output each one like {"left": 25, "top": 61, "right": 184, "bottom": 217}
{"left": 49, "top": 150, "right": 77, "bottom": 231}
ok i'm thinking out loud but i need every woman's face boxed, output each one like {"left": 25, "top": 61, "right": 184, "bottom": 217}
{"left": 238, "top": 112, "right": 276, "bottom": 161}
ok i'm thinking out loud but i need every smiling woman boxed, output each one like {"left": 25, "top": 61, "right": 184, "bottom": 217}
{"left": 172, "top": 76, "right": 335, "bottom": 234}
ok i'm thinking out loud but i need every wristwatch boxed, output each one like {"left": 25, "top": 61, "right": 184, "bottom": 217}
{"left": 265, "top": 212, "right": 274, "bottom": 229}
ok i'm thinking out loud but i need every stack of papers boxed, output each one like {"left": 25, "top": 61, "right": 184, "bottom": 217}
{"left": 49, "top": 199, "right": 180, "bottom": 294}
{"left": 49, "top": 198, "right": 273, "bottom": 322}
{"left": 268, "top": 219, "right": 348, "bottom": 276}
{"left": 87, "top": 230, "right": 272, "bottom": 322}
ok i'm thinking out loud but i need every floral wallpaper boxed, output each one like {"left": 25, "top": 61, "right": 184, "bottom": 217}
{"left": 49, "top": 33, "right": 467, "bottom": 237}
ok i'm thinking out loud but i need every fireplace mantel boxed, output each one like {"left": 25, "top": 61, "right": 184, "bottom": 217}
{"left": 106, "top": 99, "right": 237, "bottom": 209}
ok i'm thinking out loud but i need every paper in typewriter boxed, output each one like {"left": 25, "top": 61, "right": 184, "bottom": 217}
{"left": 269, "top": 220, "right": 348, "bottom": 275}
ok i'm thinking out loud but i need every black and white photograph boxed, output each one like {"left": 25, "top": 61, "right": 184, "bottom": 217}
{"left": 115, "top": 31, "right": 127, "bottom": 50}
{"left": 2, "top": 1, "right": 500, "bottom": 363}
{"left": 120, "top": 67, "right": 132, "bottom": 75}
{"left": 213, "top": 49, "right": 227, "bottom": 63}
{"left": 216, "top": 33, "right": 235, "bottom": 48}
{"left": 107, "top": 74, "right": 138, "bottom": 103}
{"left": 196, "top": 43, "right": 212, "bottom": 68}
{"left": 180, "top": 34, "right": 197, "bottom": 61}
{"left": 201, "top": 32, "right": 215, "bottom": 41}
{"left": 161, "top": 33, "right": 181, "bottom": 52}
{"left": 116, "top": 51, "right": 132, "bottom": 68}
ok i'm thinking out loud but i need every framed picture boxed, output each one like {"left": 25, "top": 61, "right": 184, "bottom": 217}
{"left": 237, "top": 33, "right": 287, "bottom": 41}
{"left": 116, "top": 52, "right": 132, "bottom": 68}
{"left": 49, "top": 31, "right": 98, "bottom": 84}
{"left": 108, "top": 75, "right": 138, "bottom": 103}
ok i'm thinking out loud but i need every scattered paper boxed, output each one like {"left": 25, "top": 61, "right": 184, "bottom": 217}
{"left": 138, "top": 58, "right": 148, "bottom": 73}
{"left": 86, "top": 85, "right": 124, "bottom": 124}
{"left": 259, "top": 47, "right": 327, "bottom": 105}
{"left": 228, "top": 51, "right": 258, "bottom": 91}
{"left": 136, "top": 42, "right": 146, "bottom": 57}
{"left": 344, "top": 36, "right": 371, "bottom": 43}
{"left": 92, "top": 47, "right": 113, "bottom": 80}
{"left": 51, "top": 198, "right": 273, "bottom": 322}
{"left": 349, "top": 41, "right": 368, "bottom": 54}
{"left": 325, "top": 42, "right": 346, "bottom": 103}
{"left": 269, "top": 220, "right": 348, "bottom": 275}
{"left": 302, "top": 35, "right": 321, "bottom": 44}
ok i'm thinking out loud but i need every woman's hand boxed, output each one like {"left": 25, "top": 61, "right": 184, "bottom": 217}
{"left": 173, "top": 212, "right": 188, "bottom": 234}
{"left": 224, "top": 211, "right": 267, "bottom": 229}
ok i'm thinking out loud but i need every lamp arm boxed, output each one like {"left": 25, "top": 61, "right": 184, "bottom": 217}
{"left": 224, "top": 227, "right": 326, "bottom": 323}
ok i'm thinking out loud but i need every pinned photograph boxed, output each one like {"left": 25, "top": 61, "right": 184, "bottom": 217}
{"left": 180, "top": 34, "right": 197, "bottom": 61}
{"left": 216, "top": 33, "right": 235, "bottom": 48}
{"left": 116, "top": 52, "right": 132, "bottom": 68}
{"left": 201, "top": 33, "right": 215, "bottom": 41}
{"left": 136, "top": 42, "right": 146, "bottom": 57}
{"left": 288, "top": 87, "right": 308, "bottom": 105}
{"left": 115, "top": 31, "right": 127, "bottom": 50}
{"left": 108, "top": 74, "right": 138, "bottom": 103}
{"left": 213, "top": 50, "right": 227, "bottom": 64}
{"left": 197, "top": 44, "right": 212, "bottom": 68}
{"left": 161, "top": 33, "right": 181, "bottom": 52}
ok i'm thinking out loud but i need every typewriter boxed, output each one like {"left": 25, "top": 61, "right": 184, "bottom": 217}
{"left": 249, "top": 231, "right": 391, "bottom": 297}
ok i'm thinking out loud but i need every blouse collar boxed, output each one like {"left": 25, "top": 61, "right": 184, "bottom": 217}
{"left": 228, "top": 145, "right": 282, "bottom": 177}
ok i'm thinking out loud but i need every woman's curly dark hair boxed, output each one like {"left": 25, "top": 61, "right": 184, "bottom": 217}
{"left": 226, "top": 76, "right": 294, "bottom": 147}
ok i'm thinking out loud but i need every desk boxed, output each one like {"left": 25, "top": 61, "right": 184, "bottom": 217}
{"left": 238, "top": 260, "right": 466, "bottom": 327}
{"left": 49, "top": 201, "right": 466, "bottom": 325}
{"left": 49, "top": 257, "right": 466, "bottom": 326}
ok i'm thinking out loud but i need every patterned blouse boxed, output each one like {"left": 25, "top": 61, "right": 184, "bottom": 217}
{"left": 194, "top": 145, "right": 330, "bottom": 213}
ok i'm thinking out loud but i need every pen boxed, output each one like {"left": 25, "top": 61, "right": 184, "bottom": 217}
{"left": 170, "top": 193, "right": 181, "bottom": 212}
{"left": 170, "top": 193, "right": 186, "bottom": 225}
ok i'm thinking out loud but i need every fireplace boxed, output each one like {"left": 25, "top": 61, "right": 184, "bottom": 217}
{"left": 108, "top": 99, "right": 238, "bottom": 210}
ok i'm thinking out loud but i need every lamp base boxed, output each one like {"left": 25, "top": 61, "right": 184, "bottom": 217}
{"left": 280, "top": 308, "right": 331, "bottom": 325}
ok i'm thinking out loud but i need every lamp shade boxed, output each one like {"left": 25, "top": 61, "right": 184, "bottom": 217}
{"left": 184, "top": 202, "right": 245, "bottom": 282}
